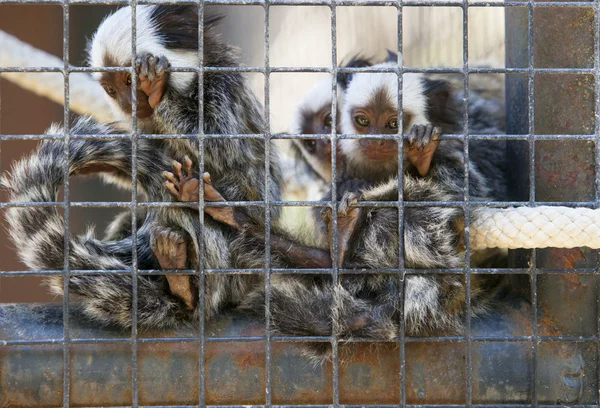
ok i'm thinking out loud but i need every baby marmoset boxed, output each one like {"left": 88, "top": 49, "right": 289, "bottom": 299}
{"left": 288, "top": 55, "right": 377, "bottom": 185}
{"left": 223, "top": 60, "right": 510, "bottom": 347}
{"left": 337, "top": 65, "right": 509, "bottom": 339}
{"left": 164, "top": 139, "right": 507, "bottom": 350}
{"left": 292, "top": 58, "right": 506, "bottom": 186}
{"left": 1, "top": 5, "right": 287, "bottom": 328}
{"left": 138, "top": 51, "right": 510, "bottom": 348}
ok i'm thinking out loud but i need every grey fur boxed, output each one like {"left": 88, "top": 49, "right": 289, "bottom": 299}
{"left": 252, "top": 73, "right": 511, "bottom": 360}
{"left": 1, "top": 6, "right": 281, "bottom": 329}
{"left": 241, "top": 136, "right": 509, "bottom": 364}
{"left": 2, "top": 5, "right": 510, "bottom": 358}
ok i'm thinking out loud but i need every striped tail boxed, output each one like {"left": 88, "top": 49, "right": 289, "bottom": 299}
{"left": 1, "top": 117, "right": 139, "bottom": 272}
{"left": 1, "top": 117, "right": 191, "bottom": 327}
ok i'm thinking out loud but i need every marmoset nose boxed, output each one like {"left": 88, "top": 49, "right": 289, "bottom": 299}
{"left": 358, "top": 138, "right": 398, "bottom": 160}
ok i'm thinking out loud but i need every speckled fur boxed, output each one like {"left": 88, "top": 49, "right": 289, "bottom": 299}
{"left": 245, "top": 136, "right": 509, "bottom": 363}
{"left": 259, "top": 73, "right": 510, "bottom": 360}
{"left": 2, "top": 6, "right": 509, "bottom": 352}
{"left": 1, "top": 6, "right": 281, "bottom": 329}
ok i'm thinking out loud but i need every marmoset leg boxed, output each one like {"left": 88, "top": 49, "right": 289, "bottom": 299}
{"left": 320, "top": 178, "right": 370, "bottom": 268}
{"left": 164, "top": 158, "right": 332, "bottom": 269}
{"left": 150, "top": 227, "right": 194, "bottom": 310}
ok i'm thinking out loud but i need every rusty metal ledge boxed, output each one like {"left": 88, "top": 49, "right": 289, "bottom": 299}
{"left": 0, "top": 298, "right": 595, "bottom": 407}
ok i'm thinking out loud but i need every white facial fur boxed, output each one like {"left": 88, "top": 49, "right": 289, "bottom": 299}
{"left": 288, "top": 77, "right": 342, "bottom": 135}
{"left": 89, "top": 5, "right": 198, "bottom": 116}
{"left": 339, "top": 62, "right": 430, "bottom": 167}
{"left": 289, "top": 77, "right": 343, "bottom": 181}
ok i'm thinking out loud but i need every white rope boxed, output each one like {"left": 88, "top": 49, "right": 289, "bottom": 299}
{"left": 0, "top": 30, "right": 113, "bottom": 124}
{"left": 2, "top": 29, "right": 598, "bottom": 251}
{"left": 471, "top": 206, "right": 600, "bottom": 250}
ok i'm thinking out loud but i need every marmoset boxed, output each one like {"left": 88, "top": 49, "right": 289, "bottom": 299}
{"left": 2, "top": 5, "right": 285, "bottom": 327}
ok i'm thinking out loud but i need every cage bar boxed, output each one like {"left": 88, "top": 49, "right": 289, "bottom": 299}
{"left": 0, "top": 0, "right": 598, "bottom": 406}
{"left": 0, "top": 298, "right": 594, "bottom": 406}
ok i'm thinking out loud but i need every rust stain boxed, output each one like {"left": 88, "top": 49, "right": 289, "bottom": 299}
{"left": 560, "top": 274, "right": 585, "bottom": 292}
{"left": 138, "top": 341, "right": 200, "bottom": 405}
{"left": 405, "top": 342, "right": 466, "bottom": 404}
{"left": 70, "top": 343, "right": 133, "bottom": 406}
{"left": 549, "top": 248, "right": 586, "bottom": 269}
{"left": 204, "top": 341, "right": 266, "bottom": 405}
{"left": 538, "top": 316, "right": 562, "bottom": 336}
{"left": 339, "top": 343, "right": 401, "bottom": 405}
{"left": 271, "top": 342, "right": 333, "bottom": 405}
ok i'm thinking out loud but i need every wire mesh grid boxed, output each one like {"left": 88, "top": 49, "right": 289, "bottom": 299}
{"left": 0, "top": 0, "right": 599, "bottom": 407}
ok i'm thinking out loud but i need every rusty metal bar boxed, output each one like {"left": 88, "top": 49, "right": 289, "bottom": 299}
{"left": 60, "top": 0, "right": 72, "bottom": 405}
{"left": 196, "top": 1, "right": 207, "bottom": 406}
{"left": 0, "top": 0, "right": 597, "bottom": 6}
{"left": 327, "top": 1, "right": 341, "bottom": 405}
{"left": 3, "top": 66, "right": 600, "bottom": 75}
{"left": 505, "top": 1, "right": 600, "bottom": 407}
{"left": 263, "top": 1, "right": 274, "bottom": 406}
{"left": 1, "top": 1, "right": 599, "bottom": 406}
{"left": 129, "top": 2, "right": 141, "bottom": 406}
{"left": 528, "top": 2, "right": 539, "bottom": 405}
{"left": 394, "top": 2, "right": 407, "bottom": 407}
{"left": 4, "top": 131, "right": 600, "bottom": 142}
{"left": 0, "top": 300, "right": 595, "bottom": 406}
{"left": 460, "top": 1, "right": 474, "bottom": 405}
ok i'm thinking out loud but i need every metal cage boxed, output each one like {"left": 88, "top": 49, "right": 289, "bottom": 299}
{"left": 0, "top": 0, "right": 599, "bottom": 406}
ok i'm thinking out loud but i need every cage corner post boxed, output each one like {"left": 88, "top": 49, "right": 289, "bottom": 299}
{"left": 505, "top": 0, "right": 600, "bottom": 405}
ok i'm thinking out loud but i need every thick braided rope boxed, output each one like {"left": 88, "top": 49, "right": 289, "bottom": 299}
{"left": 0, "top": 30, "right": 113, "bottom": 123}
{"left": 2, "top": 30, "right": 598, "bottom": 251}
{"left": 471, "top": 206, "right": 600, "bottom": 250}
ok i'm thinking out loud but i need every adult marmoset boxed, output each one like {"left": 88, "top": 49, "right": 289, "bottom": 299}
{"left": 2, "top": 5, "right": 284, "bottom": 328}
